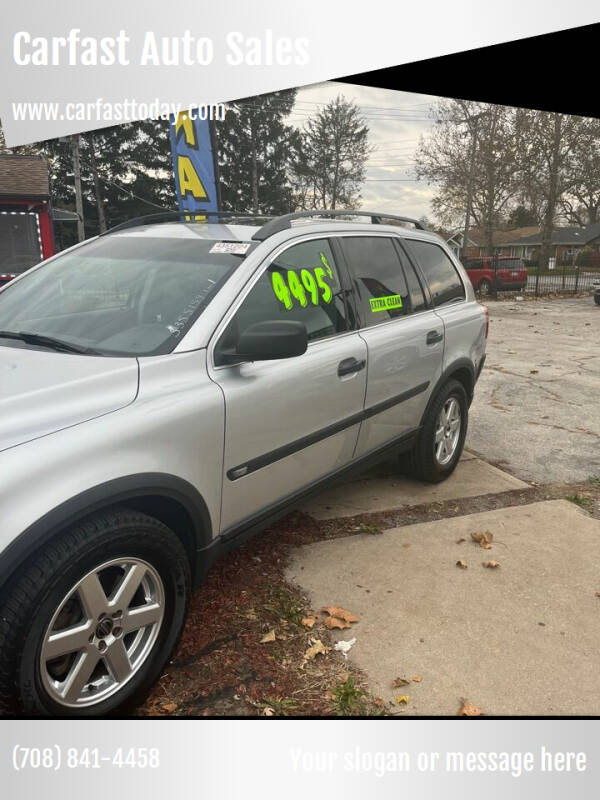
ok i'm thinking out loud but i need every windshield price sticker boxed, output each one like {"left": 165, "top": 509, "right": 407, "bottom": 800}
{"left": 369, "top": 294, "right": 403, "bottom": 312}
{"left": 271, "top": 267, "right": 333, "bottom": 310}
{"left": 210, "top": 241, "right": 251, "bottom": 255}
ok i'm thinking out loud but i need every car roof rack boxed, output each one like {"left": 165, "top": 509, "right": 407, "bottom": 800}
{"left": 252, "top": 210, "right": 427, "bottom": 241}
{"left": 101, "top": 209, "right": 426, "bottom": 240}
{"left": 102, "top": 210, "right": 274, "bottom": 236}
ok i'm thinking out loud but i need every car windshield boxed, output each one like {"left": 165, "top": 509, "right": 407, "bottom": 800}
{"left": 0, "top": 234, "right": 244, "bottom": 356}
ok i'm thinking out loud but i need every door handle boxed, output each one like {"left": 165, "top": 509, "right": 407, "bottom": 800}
{"left": 426, "top": 330, "right": 444, "bottom": 345}
{"left": 338, "top": 357, "right": 366, "bottom": 377}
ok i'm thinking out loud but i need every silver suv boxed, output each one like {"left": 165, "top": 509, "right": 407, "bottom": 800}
{"left": 0, "top": 210, "right": 487, "bottom": 716}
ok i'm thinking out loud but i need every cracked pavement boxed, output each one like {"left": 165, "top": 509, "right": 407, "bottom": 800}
{"left": 467, "top": 296, "right": 600, "bottom": 483}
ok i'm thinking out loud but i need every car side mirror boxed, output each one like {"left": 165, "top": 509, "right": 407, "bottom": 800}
{"left": 218, "top": 320, "right": 308, "bottom": 365}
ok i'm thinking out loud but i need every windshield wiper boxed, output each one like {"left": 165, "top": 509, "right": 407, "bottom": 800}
{"left": 0, "top": 330, "right": 98, "bottom": 355}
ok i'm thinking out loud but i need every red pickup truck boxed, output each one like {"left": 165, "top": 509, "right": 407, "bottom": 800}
{"left": 464, "top": 256, "right": 528, "bottom": 296}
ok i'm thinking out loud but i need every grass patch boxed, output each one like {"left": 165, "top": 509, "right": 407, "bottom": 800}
{"left": 331, "top": 675, "right": 368, "bottom": 716}
{"left": 263, "top": 587, "right": 306, "bottom": 627}
{"left": 565, "top": 493, "right": 594, "bottom": 509}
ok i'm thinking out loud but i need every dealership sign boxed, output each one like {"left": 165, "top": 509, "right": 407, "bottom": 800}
{"left": 169, "top": 111, "right": 219, "bottom": 218}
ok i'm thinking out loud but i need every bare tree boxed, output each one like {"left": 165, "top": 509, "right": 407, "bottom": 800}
{"left": 515, "top": 110, "right": 583, "bottom": 269}
{"left": 559, "top": 117, "right": 600, "bottom": 226}
{"left": 416, "top": 100, "right": 521, "bottom": 255}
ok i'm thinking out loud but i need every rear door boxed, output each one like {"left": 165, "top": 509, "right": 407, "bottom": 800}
{"left": 209, "top": 236, "right": 368, "bottom": 534}
{"left": 337, "top": 234, "right": 444, "bottom": 457}
{"left": 404, "top": 238, "right": 486, "bottom": 379}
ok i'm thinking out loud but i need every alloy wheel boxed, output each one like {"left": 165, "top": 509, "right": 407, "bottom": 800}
{"left": 434, "top": 397, "right": 461, "bottom": 466}
{"left": 39, "top": 558, "right": 164, "bottom": 708}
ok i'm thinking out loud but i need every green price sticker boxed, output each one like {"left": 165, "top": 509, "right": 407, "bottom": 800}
{"left": 271, "top": 266, "right": 333, "bottom": 311}
{"left": 369, "top": 294, "right": 403, "bottom": 313}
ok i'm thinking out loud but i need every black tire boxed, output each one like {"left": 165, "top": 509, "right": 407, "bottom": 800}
{"left": 594, "top": 294, "right": 600, "bottom": 305}
{"left": 477, "top": 278, "right": 493, "bottom": 297}
{"left": 0, "top": 509, "right": 190, "bottom": 717}
{"left": 399, "top": 379, "right": 468, "bottom": 483}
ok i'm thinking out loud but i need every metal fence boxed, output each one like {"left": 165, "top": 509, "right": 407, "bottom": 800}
{"left": 466, "top": 256, "right": 599, "bottom": 298}
{"left": 525, "top": 267, "right": 600, "bottom": 296}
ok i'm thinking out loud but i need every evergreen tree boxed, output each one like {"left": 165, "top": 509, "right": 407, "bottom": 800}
{"left": 216, "top": 90, "right": 301, "bottom": 215}
{"left": 292, "top": 95, "right": 371, "bottom": 210}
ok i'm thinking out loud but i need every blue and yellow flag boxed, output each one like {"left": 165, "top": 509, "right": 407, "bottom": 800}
{"left": 170, "top": 111, "right": 219, "bottom": 218}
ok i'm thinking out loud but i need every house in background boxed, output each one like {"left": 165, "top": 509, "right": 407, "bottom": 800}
{"left": 0, "top": 154, "right": 55, "bottom": 280}
{"left": 444, "top": 227, "right": 540, "bottom": 259}
{"left": 501, "top": 224, "right": 600, "bottom": 265}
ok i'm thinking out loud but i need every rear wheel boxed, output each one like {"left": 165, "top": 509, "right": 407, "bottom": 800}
{"left": 399, "top": 379, "right": 468, "bottom": 483}
{"left": 0, "top": 510, "right": 190, "bottom": 717}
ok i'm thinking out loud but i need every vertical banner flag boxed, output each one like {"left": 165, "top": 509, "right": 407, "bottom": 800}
{"left": 170, "top": 111, "right": 219, "bottom": 219}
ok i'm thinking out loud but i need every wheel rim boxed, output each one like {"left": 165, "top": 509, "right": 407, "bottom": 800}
{"left": 40, "top": 558, "right": 164, "bottom": 708}
{"left": 479, "top": 280, "right": 491, "bottom": 296}
{"left": 434, "top": 397, "right": 462, "bottom": 466}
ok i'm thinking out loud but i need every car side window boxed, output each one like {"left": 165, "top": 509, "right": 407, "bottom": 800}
{"left": 217, "top": 239, "right": 349, "bottom": 358}
{"left": 399, "top": 247, "right": 428, "bottom": 312}
{"left": 340, "top": 236, "right": 411, "bottom": 327}
{"left": 406, "top": 240, "right": 466, "bottom": 306}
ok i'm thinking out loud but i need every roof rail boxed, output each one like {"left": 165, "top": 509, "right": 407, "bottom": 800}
{"left": 252, "top": 210, "right": 427, "bottom": 241}
{"left": 102, "top": 210, "right": 274, "bottom": 236}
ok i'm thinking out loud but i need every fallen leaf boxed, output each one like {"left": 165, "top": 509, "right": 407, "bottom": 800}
{"left": 321, "top": 606, "right": 359, "bottom": 623}
{"left": 392, "top": 677, "right": 410, "bottom": 688}
{"left": 411, "top": 675, "right": 423, "bottom": 683}
{"left": 458, "top": 699, "right": 483, "bottom": 716}
{"left": 161, "top": 702, "right": 178, "bottom": 713}
{"left": 530, "top": 369, "right": 539, "bottom": 374}
{"left": 595, "top": 592, "right": 600, "bottom": 598}
{"left": 456, "top": 537, "right": 466, "bottom": 544}
{"left": 324, "top": 616, "right": 351, "bottom": 630}
{"left": 395, "top": 695, "right": 410, "bottom": 705}
{"left": 482, "top": 561, "right": 500, "bottom": 569}
{"left": 301, "top": 616, "right": 317, "bottom": 629}
{"left": 471, "top": 530, "right": 493, "bottom": 549}
{"left": 303, "top": 638, "right": 330, "bottom": 661}
{"left": 260, "top": 629, "right": 276, "bottom": 643}
{"left": 262, "top": 707, "right": 275, "bottom": 717}
{"left": 456, "top": 560, "right": 468, "bottom": 569}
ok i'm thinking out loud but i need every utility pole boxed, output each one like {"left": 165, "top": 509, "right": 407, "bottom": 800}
{"left": 461, "top": 111, "right": 485, "bottom": 262}
{"left": 461, "top": 124, "right": 479, "bottom": 262}
{"left": 88, "top": 136, "right": 107, "bottom": 233}
{"left": 71, "top": 134, "right": 85, "bottom": 242}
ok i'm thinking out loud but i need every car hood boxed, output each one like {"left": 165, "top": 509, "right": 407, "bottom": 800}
{"left": 0, "top": 345, "right": 139, "bottom": 453}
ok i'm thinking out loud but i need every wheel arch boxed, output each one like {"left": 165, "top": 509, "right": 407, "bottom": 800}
{"left": 0, "top": 474, "right": 213, "bottom": 593}
{"left": 420, "top": 359, "right": 475, "bottom": 428}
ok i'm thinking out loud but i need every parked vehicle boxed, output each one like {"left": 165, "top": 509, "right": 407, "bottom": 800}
{"left": 464, "top": 256, "right": 528, "bottom": 295}
{"left": 0, "top": 271, "right": 18, "bottom": 288}
{"left": 0, "top": 210, "right": 487, "bottom": 716}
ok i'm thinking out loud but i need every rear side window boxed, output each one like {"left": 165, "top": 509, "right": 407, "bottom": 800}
{"left": 407, "top": 240, "right": 466, "bottom": 306}
{"left": 339, "top": 236, "right": 411, "bottom": 327}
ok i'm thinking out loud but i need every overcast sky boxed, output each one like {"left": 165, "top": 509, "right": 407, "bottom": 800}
{"left": 294, "top": 81, "right": 440, "bottom": 220}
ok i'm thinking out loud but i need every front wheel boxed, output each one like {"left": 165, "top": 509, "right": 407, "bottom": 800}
{"left": 0, "top": 510, "right": 190, "bottom": 717}
{"left": 399, "top": 379, "right": 468, "bottom": 483}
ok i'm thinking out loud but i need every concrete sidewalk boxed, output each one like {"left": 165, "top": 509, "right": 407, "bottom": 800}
{"left": 299, "top": 452, "right": 528, "bottom": 520}
{"left": 287, "top": 500, "right": 600, "bottom": 715}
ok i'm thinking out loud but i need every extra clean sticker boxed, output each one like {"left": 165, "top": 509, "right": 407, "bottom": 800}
{"left": 369, "top": 295, "right": 403, "bottom": 312}
{"left": 210, "top": 241, "right": 252, "bottom": 255}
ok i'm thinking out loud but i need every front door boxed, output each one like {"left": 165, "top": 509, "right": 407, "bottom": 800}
{"left": 210, "top": 236, "right": 367, "bottom": 534}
